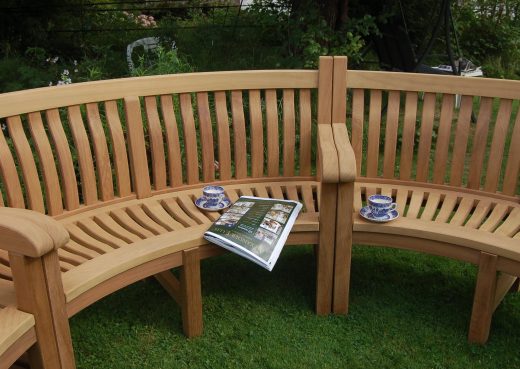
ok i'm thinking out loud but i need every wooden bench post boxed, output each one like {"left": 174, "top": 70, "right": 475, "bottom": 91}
{"left": 468, "top": 252, "right": 498, "bottom": 344}
{"left": 180, "top": 247, "right": 203, "bottom": 338}
{"left": 9, "top": 251, "right": 76, "bottom": 369}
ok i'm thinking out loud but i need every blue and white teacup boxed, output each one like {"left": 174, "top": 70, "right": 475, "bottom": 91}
{"left": 367, "top": 195, "right": 397, "bottom": 219}
{"left": 202, "top": 185, "right": 225, "bottom": 207}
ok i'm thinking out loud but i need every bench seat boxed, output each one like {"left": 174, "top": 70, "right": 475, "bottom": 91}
{"left": 353, "top": 182, "right": 520, "bottom": 266}
{"left": 0, "top": 180, "right": 321, "bottom": 325}
{"left": 0, "top": 306, "right": 36, "bottom": 369}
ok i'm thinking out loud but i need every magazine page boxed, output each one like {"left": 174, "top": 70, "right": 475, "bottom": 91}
{"left": 204, "top": 196, "right": 303, "bottom": 271}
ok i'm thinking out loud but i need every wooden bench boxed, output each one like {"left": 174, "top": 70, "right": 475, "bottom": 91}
{"left": 330, "top": 56, "right": 520, "bottom": 344}
{"left": 0, "top": 57, "right": 342, "bottom": 368}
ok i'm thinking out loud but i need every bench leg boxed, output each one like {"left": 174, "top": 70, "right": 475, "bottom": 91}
{"left": 180, "top": 247, "right": 203, "bottom": 338}
{"left": 9, "top": 251, "right": 76, "bottom": 369}
{"left": 468, "top": 252, "right": 497, "bottom": 344}
{"left": 316, "top": 183, "right": 337, "bottom": 315}
{"left": 333, "top": 182, "right": 354, "bottom": 314}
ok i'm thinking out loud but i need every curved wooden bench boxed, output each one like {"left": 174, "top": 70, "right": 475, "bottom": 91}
{"left": 330, "top": 56, "right": 520, "bottom": 344}
{"left": 0, "top": 57, "right": 341, "bottom": 367}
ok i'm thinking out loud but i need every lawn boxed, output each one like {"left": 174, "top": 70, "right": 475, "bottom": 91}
{"left": 70, "top": 245, "right": 520, "bottom": 369}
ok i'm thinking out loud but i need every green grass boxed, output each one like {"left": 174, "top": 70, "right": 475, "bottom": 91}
{"left": 71, "top": 246, "right": 520, "bottom": 369}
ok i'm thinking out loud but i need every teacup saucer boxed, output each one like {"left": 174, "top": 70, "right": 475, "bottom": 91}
{"left": 359, "top": 206, "right": 399, "bottom": 223}
{"left": 195, "top": 197, "right": 232, "bottom": 212}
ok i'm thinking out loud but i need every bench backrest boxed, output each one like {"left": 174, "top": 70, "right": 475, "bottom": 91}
{"left": 335, "top": 64, "right": 520, "bottom": 201}
{"left": 0, "top": 60, "right": 333, "bottom": 218}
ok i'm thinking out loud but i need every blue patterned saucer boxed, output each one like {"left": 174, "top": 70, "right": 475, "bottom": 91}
{"left": 195, "top": 197, "right": 232, "bottom": 212}
{"left": 359, "top": 206, "right": 399, "bottom": 223}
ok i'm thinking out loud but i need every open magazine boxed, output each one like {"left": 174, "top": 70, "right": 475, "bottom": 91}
{"left": 203, "top": 196, "right": 303, "bottom": 271}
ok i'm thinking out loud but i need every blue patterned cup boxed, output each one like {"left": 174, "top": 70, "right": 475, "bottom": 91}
{"left": 202, "top": 186, "right": 225, "bottom": 207}
{"left": 367, "top": 195, "right": 397, "bottom": 219}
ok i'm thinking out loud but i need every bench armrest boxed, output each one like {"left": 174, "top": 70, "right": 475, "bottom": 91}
{"left": 0, "top": 208, "right": 69, "bottom": 258}
{"left": 317, "top": 125, "right": 339, "bottom": 183}
{"left": 332, "top": 123, "right": 356, "bottom": 183}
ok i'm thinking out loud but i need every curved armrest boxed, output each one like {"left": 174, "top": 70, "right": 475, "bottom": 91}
{"left": 317, "top": 125, "right": 339, "bottom": 183}
{"left": 332, "top": 123, "right": 356, "bottom": 183}
{"left": 0, "top": 208, "right": 69, "bottom": 258}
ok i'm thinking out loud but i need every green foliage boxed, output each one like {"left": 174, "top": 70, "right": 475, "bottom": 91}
{"left": 454, "top": 1, "right": 520, "bottom": 79}
{"left": 131, "top": 47, "right": 193, "bottom": 77}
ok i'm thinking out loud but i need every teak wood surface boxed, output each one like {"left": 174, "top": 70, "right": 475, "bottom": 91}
{"left": 330, "top": 57, "right": 520, "bottom": 344}
{"left": 0, "top": 57, "right": 340, "bottom": 368}
{"left": 0, "top": 56, "right": 518, "bottom": 369}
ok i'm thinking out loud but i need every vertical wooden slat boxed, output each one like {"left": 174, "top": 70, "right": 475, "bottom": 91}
{"left": 0, "top": 124, "right": 24, "bottom": 208}
{"left": 467, "top": 97, "right": 493, "bottom": 190}
{"left": 231, "top": 90, "right": 247, "bottom": 179}
{"left": 283, "top": 89, "right": 296, "bottom": 176}
{"left": 332, "top": 56, "right": 347, "bottom": 124}
{"left": 449, "top": 95, "right": 473, "bottom": 187}
{"left": 265, "top": 89, "right": 279, "bottom": 177}
{"left": 27, "top": 112, "right": 63, "bottom": 215}
{"left": 351, "top": 89, "right": 364, "bottom": 176}
{"left": 399, "top": 91, "right": 418, "bottom": 180}
{"left": 68, "top": 105, "right": 98, "bottom": 205}
{"left": 196, "top": 92, "right": 215, "bottom": 182}
{"left": 502, "top": 111, "right": 520, "bottom": 196}
{"left": 86, "top": 103, "right": 115, "bottom": 201}
{"left": 124, "top": 96, "right": 151, "bottom": 198}
{"left": 415, "top": 92, "right": 436, "bottom": 182}
{"left": 366, "top": 90, "right": 382, "bottom": 178}
{"left": 214, "top": 91, "right": 232, "bottom": 181}
{"left": 159, "top": 95, "right": 183, "bottom": 187}
{"left": 104, "top": 101, "right": 132, "bottom": 197}
{"left": 179, "top": 93, "right": 199, "bottom": 185}
{"left": 249, "top": 90, "right": 264, "bottom": 177}
{"left": 6, "top": 116, "right": 45, "bottom": 212}
{"left": 299, "top": 89, "right": 312, "bottom": 176}
{"left": 317, "top": 56, "right": 333, "bottom": 125}
{"left": 484, "top": 99, "right": 513, "bottom": 193}
{"left": 144, "top": 96, "right": 167, "bottom": 190}
{"left": 432, "top": 94, "right": 455, "bottom": 184}
{"left": 46, "top": 109, "right": 80, "bottom": 210}
{"left": 382, "top": 90, "right": 400, "bottom": 179}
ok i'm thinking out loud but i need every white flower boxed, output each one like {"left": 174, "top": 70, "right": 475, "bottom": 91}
{"left": 63, "top": 69, "right": 69, "bottom": 75}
